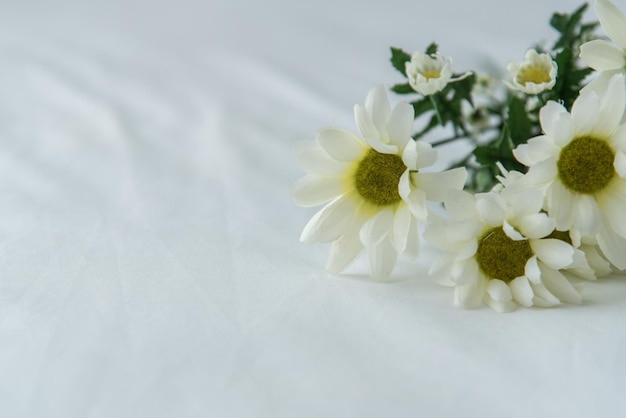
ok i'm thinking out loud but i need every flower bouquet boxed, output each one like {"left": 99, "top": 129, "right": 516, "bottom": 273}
{"left": 293, "top": 0, "right": 626, "bottom": 312}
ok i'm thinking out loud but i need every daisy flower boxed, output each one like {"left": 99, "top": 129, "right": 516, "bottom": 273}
{"left": 405, "top": 51, "right": 471, "bottom": 96}
{"left": 512, "top": 73, "right": 626, "bottom": 269}
{"left": 424, "top": 189, "right": 587, "bottom": 312}
{"left": 293, "top": 85, "right": 466, "bottom": 279}
{"left": 493, "top": 164, "right": 601, "bottom": 280}
{"left": 505, "top": 49, "right": 558, "bottom": 95}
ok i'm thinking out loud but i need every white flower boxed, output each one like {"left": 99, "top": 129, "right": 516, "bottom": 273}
{"left": 512, "top": 73, "right": 626, "bottom": 269}
{"left": 505, "top": 49, "right": 558, "bottom": 95}
{"left": 293, "top": 85, "right": 466, "bottom": 279}
{"left": 405, "top": 51, "right": 470, "bottom": 96}
{"left": 424, "top": 189, "right": 588, "bottom": 312}
{"left": 461, "top": 101, "right": 491, "bottom": 138}
{"left": 492, "top": 165, "right": 599, "bottom": 281}
{"left": 580, "top": 0, "right": 626, "bottom": 75}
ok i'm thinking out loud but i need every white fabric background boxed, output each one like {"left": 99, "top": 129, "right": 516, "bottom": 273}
{"left": 1, "top": 0, "right": 626, "bottom": 417}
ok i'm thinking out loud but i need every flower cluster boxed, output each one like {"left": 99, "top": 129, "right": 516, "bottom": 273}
{"left": 294, "top": 0, "right": 626, "bottom": 312}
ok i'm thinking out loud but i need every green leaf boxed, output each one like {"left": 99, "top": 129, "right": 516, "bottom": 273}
{"left": 425, "top": 42, "right": 438, "bottom": 55}
{"left": 410, "top": 98, "right": 434, "bottom": 118}
{"left": 390, "top": 47, "right": 411, "bottom": 77}
{"left": 551, "top": 46, "right": 593, "bottom": 110}
{"left": 451, "top": 73, "right": 476, "bottom": 106}
{"left": 391, "top": 83, "right": 414, "bottom": 94}
{"left": 507, "top": 96, "right": 532, "bottom": 146}
{"left": 550, "top": 3, "right": 589, "bottom": 49}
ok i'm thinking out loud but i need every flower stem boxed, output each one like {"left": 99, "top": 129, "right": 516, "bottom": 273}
{"left": 429, "top": 95, "right": 444, "bottom": 126}
{"left": 431, "top": 134, "right": 468, "bottom": 147}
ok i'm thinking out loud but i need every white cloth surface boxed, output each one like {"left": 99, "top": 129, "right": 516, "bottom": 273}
{"left": 1, "top": 0, "right": 626, "bottom": 417}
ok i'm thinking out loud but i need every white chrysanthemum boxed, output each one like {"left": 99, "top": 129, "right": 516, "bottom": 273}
{"left": 294, "top": 85, "right": 466, "bottom": 279}
{"left": 512, "top": 73, "right": 626, "bottom": 269}
{"left": 580, "top": 0, "right": 626, "bottom": 75}
{"left": 425, "top": 189, "right": 588, "bottom": 312}
{"left": 496, "top": 165, "right": 609, "bottom": 280}
{"left": 505, "top": 49, "right": 558, "bottom": 95}
{"left": 405, "top": 51, "right": 470, "bottom": 96}
{"left": 461, "top": 101, "right": 490, "bottom": 138}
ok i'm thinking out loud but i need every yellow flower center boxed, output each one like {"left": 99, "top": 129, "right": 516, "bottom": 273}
{"left": 557, "top": 136, "right": 615, "bottom": 194}
{"left": 354, "top": 149, "right": 406, "bottom": 206}
{"left": 421, "top": 69, "right": 441, "bottom": 80}
{"left": 475, "top": 227, "right": 533, "bottom": 282}
{"left": 516, "top": 64, "right": 551, "bottom": 85}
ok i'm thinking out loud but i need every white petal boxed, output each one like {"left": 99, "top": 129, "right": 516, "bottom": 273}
{"left": 398, "top": 170, "right": 412, "bottom": 201}
{"left": 531, "top": 238, "right": 575, "bottom": 270}
{"left": 429, "top": 254, "right": 455, "bottom": 285}
{"left": 580, "top": 39, "right": 626, "bottom": 71}
{"left": 524, "top": 256, "right": 542, "bottom": 284}
{"left": 521, "top": 158, "right": 558, "bottom": 188}
{"left": 300, "top": 192, "right": 359, "bottom": 243}
{"left": 446, "top": 220, "right": 485, "bottom": 243}
{"left": 597, "top": 220, "right": 626, "bottom": 269}
{"left": 404, "top": 216, "right": 420, "bottom": 260}
{"left": 368, "top": 237, "right": 398, "bottom": 280}
{"left": 592, "top": 74, "right": 626, "bottom": 137}
{"left": 572, "top": 194, "right": 601, "bottom": 235}
{"left": 580, "top": 70, "right": 621, "bottom": 97}
{"left": 359, "top": 130, "right": 398, "bottom": 154}
{"left": 326, "top": 231, "right": 363, "bottom": 274}
{"left": 529, "top": 282, "right": 561, "bottom": 307}
{"left": 386, "top": 102, "right": 414, "bottom": 149}
{"left": 391, "top": 204, "right": 411, "bottom": 252}
{"left": 510, "top": 276, "right": 534, "bottom": 307}
{"left": 444, "top": 190, "right": 477, "bottom": 221}
{"left": 539, "top": 102, "right": 573, "bottom": 147}
{"left": 485, "top": 279, "right": 513, "bottom": 302}
{"left": 513, "top": 136, "right": 561, "bottom": 166}
{"left": 571, "top": 90, "right": 601, "bottom": 137}
{"left": 415, "top": 141, "right": 438, "bottom": 168}
{"left": 517, "top": 213, "right": 555, "bottom": 239}
{"left": 485, "top": 279, "right": 515, "bottom": 312}
{"left": 455, "top": 239, "right": 479, "bottom": 261}
{"left": 296, "top": 143, "right": 351, "bottom": 176}
{"left": 364, "top": 84, "right": 391, "bottom": 136}
{"left": 597, "top": 0, "right": 626, "bottom": 48}
{"left": 504, "top": 188, "right": 545, "bottom": 218}
{"left": 599, "top": 182, "right": 626, "bottom": 237}
{"left": 546, "top": 181, "right": 574, "bottom": 231}
{"left": 539, "top": 263, "right": 582, "bottom": 304}
{"left": 615, "top": 151, "right": 626, "bottom": 178}
{"left": 567, "top": 248, "right": 598, "bottom": 281}
{"left": 503, "top": 220, "right": 525, "bottom": 241}
{"left": 475, "top": 193, "right": 505, "bottom": 227}
{"left": 422, "top": 222, "right": 453, "bottom": 251}
{"left": 486, "top": 298, "right": 516, "bottom": 313}
{"left": 451, "top": 258, "right": 480, "bottom": 285}
{"left": 401, "top": 140, "right": 419, "bottom": 169}
{"left": 413, "top": 167, "right": 467, "bottom": 202}
{"left": 581, "top": 244, "right": 612, "bottom": 277}
{"left": 402, "top": 182, "right": 428, "bottom": 220}
{"left": 359, "top": 206, "right": 395, "bottom": 247}
{"left": 454, "top": 277, "right": 487, "bottom": 309}
{"left": 293, "top": 175, "right": 344, "bottom": 207}
{"left": 354, "top": 104, "right": 380, "bottom": 141}
{"left": 611, "top": 122, "right": 626, "bottom": 150}
{"left": 317, "top": 127, "right": 365, "bottom": 162}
